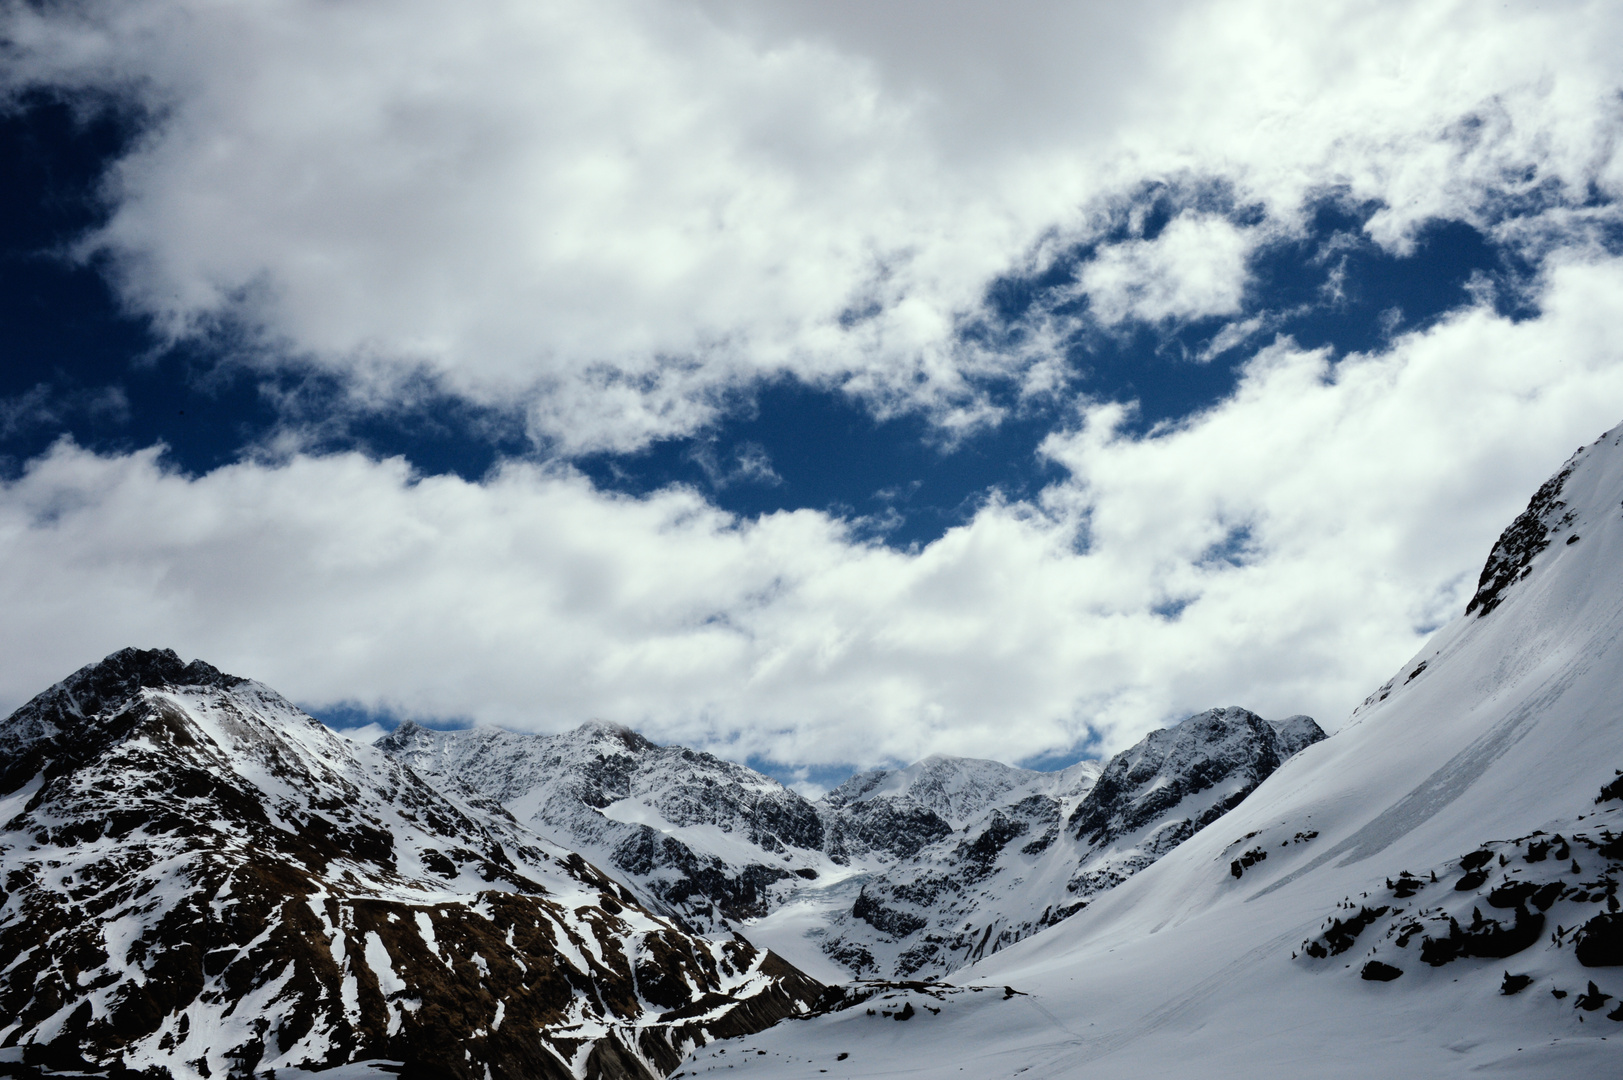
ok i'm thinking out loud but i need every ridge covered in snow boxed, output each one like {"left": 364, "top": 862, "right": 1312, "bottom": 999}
{"left": 376, "top": 719, "right": 830, "bottom": 934}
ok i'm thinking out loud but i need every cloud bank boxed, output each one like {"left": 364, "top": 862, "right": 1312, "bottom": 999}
{"left": 5, "top": 256, "right": 1623, "bottom": 765}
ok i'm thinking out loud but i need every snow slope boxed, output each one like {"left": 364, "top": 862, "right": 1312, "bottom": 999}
{"left": 681, "top": 426, "right": 1623, "bottom": 1077}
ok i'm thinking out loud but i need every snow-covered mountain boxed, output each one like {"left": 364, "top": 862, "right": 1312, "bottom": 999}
{"left": 0, "top": 649, "right": 822, "bottom": 1080}
{"left": 681, "top": 427, "right": 1623, "bottom": 1078}
{"left": 382, "top": 707, "right": 1323, "bottom": 982}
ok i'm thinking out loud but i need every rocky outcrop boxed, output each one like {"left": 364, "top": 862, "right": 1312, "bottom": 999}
{"left": 1465, "top": 449, "right": 1583, "bottom": 617}
{"left": 1067, "top": 707, "right": 1317, "bottom": 849}
{"left": 1295, "top": 815, "right": 1623, "bottom": 996}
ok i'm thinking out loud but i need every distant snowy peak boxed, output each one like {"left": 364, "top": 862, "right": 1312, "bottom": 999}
{"left": 819, "top": 755, "right": 1042, "bottom": 828}
{"left": 1271, "top": 714, "right": 1325, "bottom": 757}
{"left": 379, "top": 719, "right": 828, "bottom": 931}
{"left": 381, "top": 719, "right": 821, "bottom": 849}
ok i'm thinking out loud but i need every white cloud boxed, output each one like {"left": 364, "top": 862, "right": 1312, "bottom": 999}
{"left": 5, "top": 255, "right": 1623, "bottom": 767}
{"left": 3, "top": 1, "right": 1621, "bottom": 450}
{"left": 1078, "top": 213, "right": 1255, "bottom": 326}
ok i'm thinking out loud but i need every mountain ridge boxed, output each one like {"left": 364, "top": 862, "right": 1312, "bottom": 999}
{"left": 377, "top": 704, "right": 1322, "bottom": 980}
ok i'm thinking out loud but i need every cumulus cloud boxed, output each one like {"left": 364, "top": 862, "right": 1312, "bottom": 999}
{"left": 5, "top": 254, "right": 1623, "bottom": 767}
{"left": 3, "top": 0, "right": 1621, "bottom": 450}
{"left": 1078, "top": 213, "right": 1255, "bottom": 326}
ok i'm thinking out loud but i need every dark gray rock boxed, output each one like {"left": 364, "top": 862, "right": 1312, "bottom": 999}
{"left": 1068, "top": 706, "right": 1299, "bottom": 847}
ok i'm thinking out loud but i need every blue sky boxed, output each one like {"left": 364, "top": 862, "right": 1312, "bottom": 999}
{"left": 3, "top": 1, "right": 1623, "bottom": 786}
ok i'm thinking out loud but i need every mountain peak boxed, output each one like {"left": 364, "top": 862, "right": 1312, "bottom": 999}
{"left": 61, "top": 646, "right": 243, "bottom": 701}
{"left": 573, "top": 718, "right": 654, "bottom": 751}
{"left": 1271, "top": 714, "right": 1327, "bottom": 757}
{"left": 0, "top": 647, "right": 248, "bottom": 793}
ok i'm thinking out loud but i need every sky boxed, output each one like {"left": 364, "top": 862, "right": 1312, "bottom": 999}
{"left": 4, "top": 0, "right": 1623, "bottom": 789}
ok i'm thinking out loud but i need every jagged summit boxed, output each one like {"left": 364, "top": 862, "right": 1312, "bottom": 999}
{"left": 1066, "top": 706, "right": 1303, "bottom": 846}
{"left": 6, "top": 645, "right": 242, "bottom": 728}
{"left": 0, "top": 646, "right": 251, "bottom": 794}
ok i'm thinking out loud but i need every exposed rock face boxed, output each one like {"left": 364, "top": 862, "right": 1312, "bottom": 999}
{"left": 0, "top": 649, "right": 822, "bottom": 1080}
{"left": 824, "top": 798, "right": 954, "bottom": 863}
{"left": 1068, "top": 707, "right": 1312, "bottom": 848}
{"left": 1465, "top": 450, "right": 1583, "bottom": 617}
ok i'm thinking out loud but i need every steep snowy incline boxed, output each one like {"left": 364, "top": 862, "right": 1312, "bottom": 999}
{"left": 687, "top": 425, "right": 1623, "bottom": 1078}
{"left": 0, "top": 650, "right": 822, "bottom": 1080}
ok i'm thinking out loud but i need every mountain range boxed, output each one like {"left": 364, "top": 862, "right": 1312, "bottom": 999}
{"left": 5, "top": 423, "right": 1623, "bottom": 1078}
{"left": 376, "top": 703, "right": 1322, "bottom": 982}
{"left": 681, "top": 423, "right": 1623, "bottom": 1078}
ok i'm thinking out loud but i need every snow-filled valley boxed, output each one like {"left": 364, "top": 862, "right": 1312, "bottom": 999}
{"left": 4, "top": 424, "right": 1623, "bottom": 1078}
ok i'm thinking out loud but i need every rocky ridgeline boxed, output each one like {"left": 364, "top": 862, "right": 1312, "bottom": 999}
{"left": 0, "top": 650, "right": 822, "bottom": 1080}
{"left": 377, "top": 720, "right": 828, "bottom": 934}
